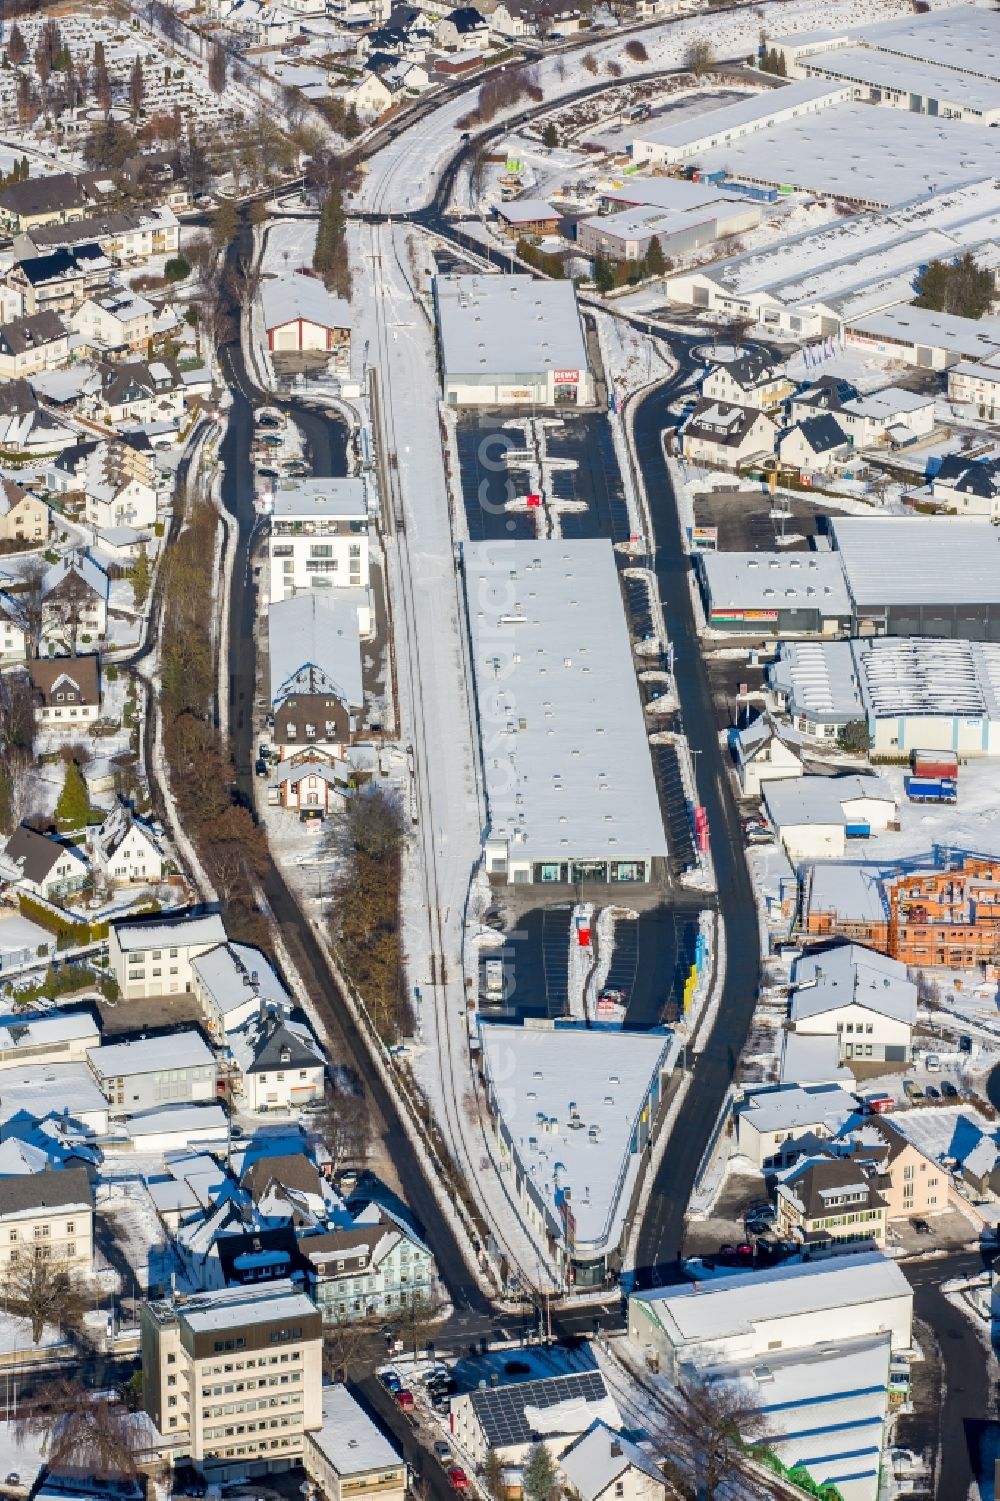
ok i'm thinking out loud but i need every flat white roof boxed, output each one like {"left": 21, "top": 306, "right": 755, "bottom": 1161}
{"left": 631, "top": 79, "right": 845, "bottom": 152}
{"left": 769, "top": 640, "right": 861, "bottom": 722}
{"left": 89, "top": 1030, "right": 215, "bottom": 1079}
{"left": 583, "top": 203, "right": 716, "bottom": 242}
{"left": 763, "top": 772, "right": 894, "bottom": 829}
{"left": 696, "top": 104, "right": 1000, "bottom": 208}
{"left": 178, "top": 1279, "right": 317, "bottom": 1333}
{"left": 779, "top": 1031, "right": 854, "bottom": 1086}
{"left": 0, "top": 1010, "right": 98, "bottom": 1052}
{"left": 270, "top": 476, "right": 367, "bottom": 519}
{"left": 260, "top": 274, "right": 351, "bottom": 333}
{"left": 842, "top": 387, "right": 933, "bottom": 419}
{"left": 857, "top": 6, "right": 1000, "bottom": 84}
{"left": 269, "top": 590, "right": 364, "bottom": 710}
{"left": 856, "top": 635, "right": 1000, "bottom": 721}
{"left": 701, "top": 551, "right": 851, "bottom": 617}
{"left": 113, "top": 912, "right": 227, "bottom": 953}
{"left": 0, "top": 912, "right": 54, "bottom": 953}
{"left": 804, "top": 44, "right": 1000, "bottom": 114}
{"left": 436, "top": 275, "right": 589, "bottom": 379}
{"left": 738, "top": 1082, "right": 858, "bottom": 1135}
{"left": 191, "top": 942, "right": 288, "bottom": 1020}
{"left": 806, "top": 862, "right": 890, "bottom": 925}
{"left": 831, "top": 516, "right": 1000, "bottom": 606}
{"left": 480, "top": 1022, "right": 674, "bottom": 1250}
{"left": 631, "top": 1252, "right": 911, "bottom": 1345}
{"left": 126, "top": 1102, "right": 228, "bottom": 1139}
{"left": 311, "top": 1385, "right": 402, "bottom": 1475}
{"left": 496, "top": 198, "right": 559, "bottom": 223}
{"left": 463, "top": 541, "right": 667, "bottom": 864}
{"left": 848, "top": 303, "right": 1000, "bottom": 357}
{"left": 0, "top": 1062, "right": 108, "bottom": 1124}
{"left": 603, "top": 177, "right": 746, "bottom": 213}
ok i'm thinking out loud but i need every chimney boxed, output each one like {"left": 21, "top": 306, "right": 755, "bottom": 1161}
{"left": 610, "top": 1442, "right": 622, "bottom": 1459}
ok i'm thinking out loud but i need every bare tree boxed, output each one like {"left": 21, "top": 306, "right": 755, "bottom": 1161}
{"left": 655, "top": 1376, "right": 770, "bottom": 1501}
{"left": 387, "top": 1289, "right": 445, "bottom": 1359}
{"left": 16, "top": 558, "right": 48, "bottom": 656}
{"left": 684, "top": 37, "right": 715, "bottom": 77}
{"left": 14, "top": 1378, "right": 140, "bottom": 1478}
{"left": 322, "top": 1318, "right": 382, "bottom": 1382}
{"left": 208, "top": 40, "right": 227, "bottom": 95}
{"left": 311, "top": 1084, "right": 371, "bottom": 1175}
{"left": 2, "top": 1258, "right": 88, "bottom": 1345}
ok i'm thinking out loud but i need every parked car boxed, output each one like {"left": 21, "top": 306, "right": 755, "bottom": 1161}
{"left": 925, "top": 1085, "right": 940, "bottom": 1100}
{"left": 380, "top": 1370, "right": 402, "bottom": 1393}
{"left": 925, "top": 1053, "right": 941, "bottom": 1072}
{"left": 960, "top": 1034, "right": 973, "bottom": 1053}
{"left": 433, "top": 1442, "right": 453, "bottom": 1463}
{"left": 394, "top": 1389, "right": 415, "bottom": 1411}
{"left": 903, "top": 1080, "right": 924, "bottom": 1102}
{"left": 910, "top": 1218, "right": 932, "bottom": 1235}
{"left": 448, "top": 1469, "right": 469, "bottom": 1491}
{"left": 745, "top": 1204, "right": 776, "bottom": 1232}
{"left": 254, "top": 757, "right": 268, "bottom": 777}
{"left": 941, "top": 1080, "right": 959, "bottom": 1099}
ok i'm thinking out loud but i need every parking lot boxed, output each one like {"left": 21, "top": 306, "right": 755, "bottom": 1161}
{"left": 479, "top": 905, "right": 572, "bottom": 1020}
{"left": 623, "top": 574, "right": 656, "bottom": 642}
{"left": 651, "top": 741, "right": 696, "bottom": 877}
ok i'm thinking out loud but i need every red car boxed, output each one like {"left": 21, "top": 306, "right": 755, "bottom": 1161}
{"left": 394, "top": 1389, "right": 414, "bottom": 1411}
{"left": 447, "top": 1469, "right": 469, "bottom": 1491}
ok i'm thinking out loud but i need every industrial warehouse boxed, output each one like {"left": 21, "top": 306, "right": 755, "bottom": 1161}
{"left": 461, "top": 540, "right": 667, "bottom": 884}
{"left": 700, "top": 520, "right": 1000, "bottom": 639}
{"left": 769, "top": 637, "right": 1000, "bottom": 755}
{"left": 433, "top": 274, "right": 594, "bottom": 407}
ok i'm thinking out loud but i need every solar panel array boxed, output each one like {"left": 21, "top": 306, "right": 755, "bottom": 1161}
{"left": 471, "top": 1371, "right": 608, "bottom": 1448}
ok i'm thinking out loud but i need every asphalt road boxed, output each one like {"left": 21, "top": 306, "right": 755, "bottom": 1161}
{"left": 630, "top": 371, "right": 762, "bottom": 1282}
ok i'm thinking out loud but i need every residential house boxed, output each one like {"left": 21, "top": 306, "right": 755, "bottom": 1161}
{"left": 435, "top": 5, "right": 490, "bottom": 46}
{"left": 305, "top": 1385, "right": 406, "bottom": 1501}
{"left": 495, "top": 199, "right": 562, "bottom": 239}
{"left": 451, "top": 1370, "right": 620, "bottom": 1465}
{"left": 87, "top": 1030, "right": 217, "bottom": 1113}
{"left": 91, "top": 803, "right": 164, "bottom": 888}
{"left": 733, "top": 1082, "right": 858, "bottom": 1171}
{"left": 886, "top": 1103, "right": 1000, "bottom": 1198}
{"left": 301, "top": 1207, "right": 435, "bottom": 1323}
{"left": 80, "top": 463, "right": 157, "bottom": 533}
{"left": 680, "top": 399, "right": 777, "bottom": 468}
{"left": 0, "top": 173, "right": 98, "bottom": 235}
{"left": 227, "top": 1004, "right": 325, "bottom": 1112}
{"left": 41, "top": 553, "right": 109, "bottom": 654}
{"left": 0, "top": 480, "right": 49, "bottom": 546}
{"left": 266, "top": 476, "right": 369, "bottom": 605}
{"left": 836, "top": 388, "right": 936, "bottom": 448}
{"left": 930, "top": 454, "right": 1000, "bottom": 519}
{"left": 762, "top": 773, "right": 896, "bottom": 862}
{"left": 139, "top": 1281, "right": 324, "bottom": 1481}
{"left": 0, "top": 381, "right": 77, "bottom": 454}
{"left": 835, "top": 1116, "right": 945, "bottom": 1221}
{"left": 0, "top": 1164, "right": 94, "bottom": 1272}
{"left": 346, "top": 72, "right": 394, "bottom": 119}
{"left": 269, "top": 756, "right": 348, "bottom": 815}
{"left": 8, "top": 244, "right": 115, "bottom": 317}
{"left": 70, "top": 291, "right": 156, "bottom": 353}
{"left": 788, "top": 375, "right": 860, "bottom": 424}
{"left": 734, "top": 713, "right": 805, "bottom": 797}
{"left": 269, "top": 591, "right": 364, "bottom": 762}
{"left": 14, "top": 205, "right": 180, "bottom": 267}
{"left": 778, "top": 414, "right": 852, "bottom": 475}
{"left": 701, "top": 352, "right": 793, "bottom": 411}
{"left": 560, "top": 1423, "right": 667, "bottom": 1501}
{"left": 791, "top": 944, "right": 917, "bottom": 1064}
{"left": 192, "top": 942, "right": 290, "bottom": 1042}
{"left": 108, "top": 911, "right": 228, "bottom": 1000}
{"left": 947, "top": 359, "right": 1000, "bottom": 418}
{"left": 0, "top": 594, "right": 25, "bottom": 663}
{"left": 28, "top": 655, "right": 101, "bottom": 728}
{"left": 48, "top": 438, "right": 157, "bottom": 500}
{"left": 0, "top": 312, "right": 69, "bottom": 380}
{"left": 216, "top": 1225, "right": 307, "bottom": 1288}
{"left": 261, "top": 276, "right": 352, "bottom": 364}
{"left": 775, "top": 1150, "right": 887, "bottom": 1252}
{"left": 488, "top": 0, "right": 538, "bottom": 35}
{"left": 88, "top": 359, "right": 185, "bottom": 429}
{"left": 241, "top": 1152, "right": 330, "bottom": 1227}
{"left": 4, "top": 824, "right": 90, "bottom": 902}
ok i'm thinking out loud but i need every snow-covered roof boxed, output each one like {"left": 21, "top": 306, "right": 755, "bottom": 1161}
{"left": 0, "top": 1062, "right": 108, "bottom": 1126}
{"left": 855, "top": 635, "right": 1000, "bottom": 722}
{"left": 191, "top": 942, "right": 289, "bottom": 1021}
{"left": 696, "top": 104, "right": 1000, "bottom": 208}
{"left": 462, "top": 540, "right": 667, "bottom": 865}
{"left": 268, "top": 591, "right": 364, "bottom": 710}
{"left": 260, "top": 275, "right": 351, "bottom": 334}
{"left": 764, "top": 773, "right": 895, "bottom": 830}
{"left": 560, "top": 1422, "right": 664, "bottom": 1501}
{"left": 792, "top": 943, "right": 917, "bottom": 1026}
{"left": 0, "top": 912, "right": 54, "bottom": 954}
{"left": 89, "top": 1029, "right": 215, "bottom": 1080}
{"left": 270, "top": 475, "right": 367, "bottom": 520}
{"left": 886, "top": 1103, "right": 1000, "bottom": 1176}
{"left": 806, "top": 862, "right": 891, "bottom": 925}
{"left": 857, "top": 5, "right": 1000, "bottom": 83}
{"left": 630, "top": 1252, "right": 910, "bottom": 1346}
{"left": 699, "top": 550, "right": 851, "bottom": 617}
{"left": 631, "top": 79, "right": 845, "bottom": 154}
{"left": 804, "top": 43, "right": 1000, "bottom": 115}
{"left": 173, "top": 1278, "right": 318, "bottom": 1334}
{"left": 602, "top": 177, "right": 745, "bottom": 213}
{"left": 768, "top": 640, "right": 861, "bottom": 725}
{"left": 737, "top": 1082, "right": 857, "bottom": 1136}
{"left": 112, "top": 911, "right": 227, "bottom": 953}
{"left": 435, "top": 274, "right": 589, "bottom": 379}
{"left": 310, "top": 1385, "right": 403, "bottom": 1475}
{"left": 496, "top": 198, "right": 559, "bottom": 223}
{"left": 125, "top": 1102, "right": 227, "bottom": 1141}
{"left": 479, "top": 1022, "right": 675, "bottom": 1253}
{"left": 779, "top": 1031, "right": 854, "bottom": 1087}
{"left": 841, "top": 387, "right": 933, "bottom": 420}
{"left": 830, "top": 516, "right": 1000, "bottom": 608}
{"left": 0, "top": 1009, "right": 99, "bottom": 1057}
{"left": 848, "top": 304, "right": 1000, "bottom": 358}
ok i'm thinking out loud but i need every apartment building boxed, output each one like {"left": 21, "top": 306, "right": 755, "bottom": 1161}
{"left": 775, "top": 1152, "right": 888, "bottom": 1252}
{"left": 304, "top": 1385, "right": 405, "bottom": 1501}
{"left": 0, "top": 1164, "right": 94, "bottom": 1273}
{"left": 109, "top": 913, "right": 228, "bottom": 999}
{"left": 265, "top": 479, "right": 369, "bottom": 606}
{"left": 140, "top": 1281, "right": 323, "bottom": 1482}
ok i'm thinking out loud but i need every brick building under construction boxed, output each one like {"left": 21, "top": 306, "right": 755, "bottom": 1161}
{"left": 804, "top": 852, "right": 1000, "bottom": 969}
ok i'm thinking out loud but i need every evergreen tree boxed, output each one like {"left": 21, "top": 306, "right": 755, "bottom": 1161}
{"left": 131, "top": 545, "right": 152, "bottom": 608}
{"left": 55, "top": 760, "right": 90, "bottom": 831}
{"left": 915, "top": 258, "right": 949, "bottom": 310}
{"left": 593, "top": 254, "right": 615, "bottom": 294}
{"left": 776, "top": 49, "right": 787, "bottom": 76}
{"left": 482, "top": 1451, "right": 504, "bottom": 1501}
{"left": 211, "top": 199, "right": 239, "bottom": 250}
{"left": 6, "top": 24, "right": 26, "bottom": 67}
{"left": 645, "top": 234, "right": 665, "bottom": 277}
{"left": 129, "top": 56, "right": 144, "bottom": 122}
{"left": 522, "top": 1443, "right": 557, "bottom": 1501}
{"left": 543, "top": 120, "right": 558, "bottom": 149}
